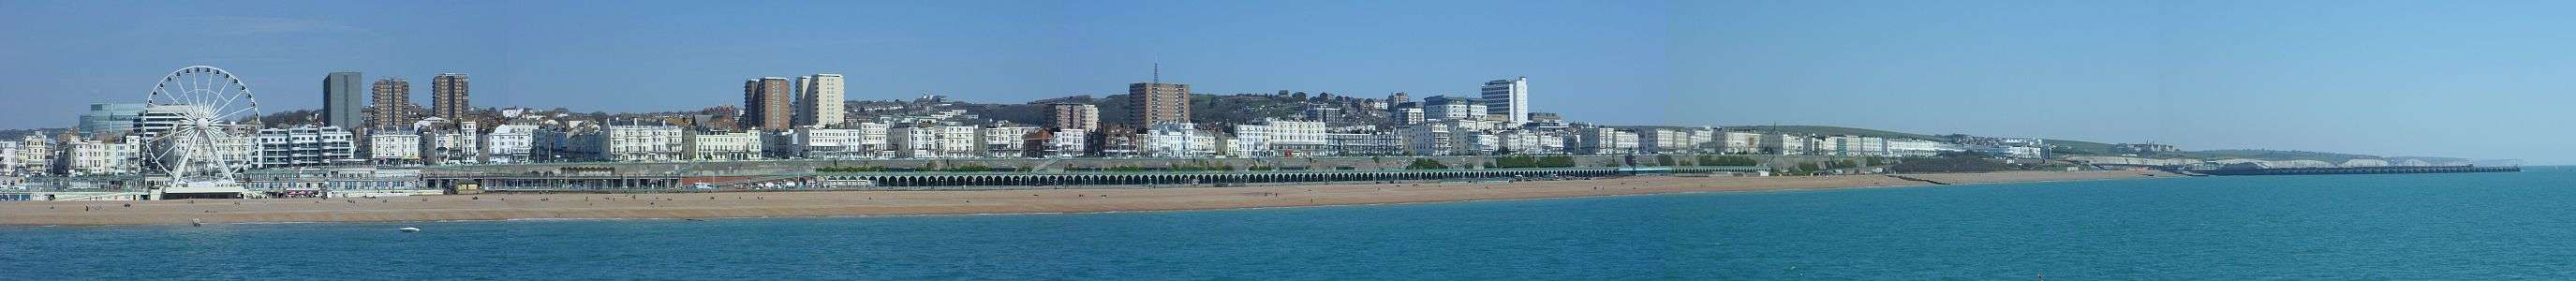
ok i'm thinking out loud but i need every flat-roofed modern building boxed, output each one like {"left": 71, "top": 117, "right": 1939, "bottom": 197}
{"left": 795, "top": 74, "right": 845, "bottom": 128}
{"left": 431, "top": 73, "right": 470, "bottom": 121}
{"left": 1480, "top": 77, "right": 1530, "bottom": 126}
{"left": 1422, "top": 96, "right": 1485, "bottom": 122}
{"left": 255, "top": 126, "right": 358, "bottom": 169}
{"left": 743, "top": 77, "right": 794, "bottom": 131}
{"left": 369, "top": 78, "right": 414, "bottom": 130}
{"left": 323, "top": 71, "right": 364, "bottom": 128}
{"left": 1049, "top": 103, "right": 1099, "bottom": 131}
{"left": 76, "top": 103, "right": 145, "bottom": 136}
{"left": 1127, "top": 81, "right": 1190, "bottom": 126}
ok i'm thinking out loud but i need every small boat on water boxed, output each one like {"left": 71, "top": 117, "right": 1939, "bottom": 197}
{"left": 398, "top": 227, "right": 421, "bottom": 232}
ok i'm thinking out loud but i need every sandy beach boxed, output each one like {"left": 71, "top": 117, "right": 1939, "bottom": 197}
{"left": 0, "top": 170, "right": 2178, "bottom": 226}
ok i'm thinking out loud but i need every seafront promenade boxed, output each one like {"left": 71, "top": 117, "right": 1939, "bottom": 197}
{"left": 0, "top": 170, "right": 2177, "bottom": 226}
{"left": 433, "top": 167, "right": 1760, "bottom": 192}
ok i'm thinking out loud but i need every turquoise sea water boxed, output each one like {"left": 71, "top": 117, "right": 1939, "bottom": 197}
{"left": 5, "top": 168, "right": 2571, "bottom": 279}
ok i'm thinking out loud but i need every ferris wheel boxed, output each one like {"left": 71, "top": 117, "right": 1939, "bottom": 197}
{"left": 140, "top": 66, "right": 262, "bottom": 185}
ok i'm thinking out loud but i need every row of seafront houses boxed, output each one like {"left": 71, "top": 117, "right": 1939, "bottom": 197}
{"left": 0, "top": 118, "right": 2055, "bottom": 178}
{"left": 0, "top": 122, "right": 2058, "bottom": 200}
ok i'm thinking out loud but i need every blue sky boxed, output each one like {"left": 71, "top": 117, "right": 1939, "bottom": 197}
{"left": 2, "top": 0, "right": 2569, "bottom": 164}
{"left": 1672, "top": 1, "right": 2576, "bottom": 164}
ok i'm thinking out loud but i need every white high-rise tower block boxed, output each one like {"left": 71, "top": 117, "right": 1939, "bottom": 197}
{"left": 796, "top": 74, "right": 846, "bottom": 128}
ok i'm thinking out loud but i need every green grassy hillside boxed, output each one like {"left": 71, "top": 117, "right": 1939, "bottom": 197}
{"left": 2164, "top": 149, "right": 2382, "bottom": 163}
{"left": 1725, "top": 125, "right": 1946, "bottom": 140}
{"left": 1716, "top": 125, "right": 2392, "bottom": 161}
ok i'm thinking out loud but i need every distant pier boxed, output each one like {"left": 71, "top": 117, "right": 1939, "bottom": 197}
{"left": 2192, "top": 166, "right": 2520, "bottom": 176}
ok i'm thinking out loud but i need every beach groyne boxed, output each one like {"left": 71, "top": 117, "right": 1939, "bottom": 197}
{"left": 1886, "top": 175, "right": 1950, "bottom": 185}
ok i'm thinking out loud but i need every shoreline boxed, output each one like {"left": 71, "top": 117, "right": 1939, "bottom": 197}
{"left": 0, "top": 170, "right": 2180, "bottom": 227}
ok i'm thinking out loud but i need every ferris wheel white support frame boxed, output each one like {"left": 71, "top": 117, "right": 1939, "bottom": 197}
{"left": 141, "top": 66, "right": 263, "bottom": 186}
